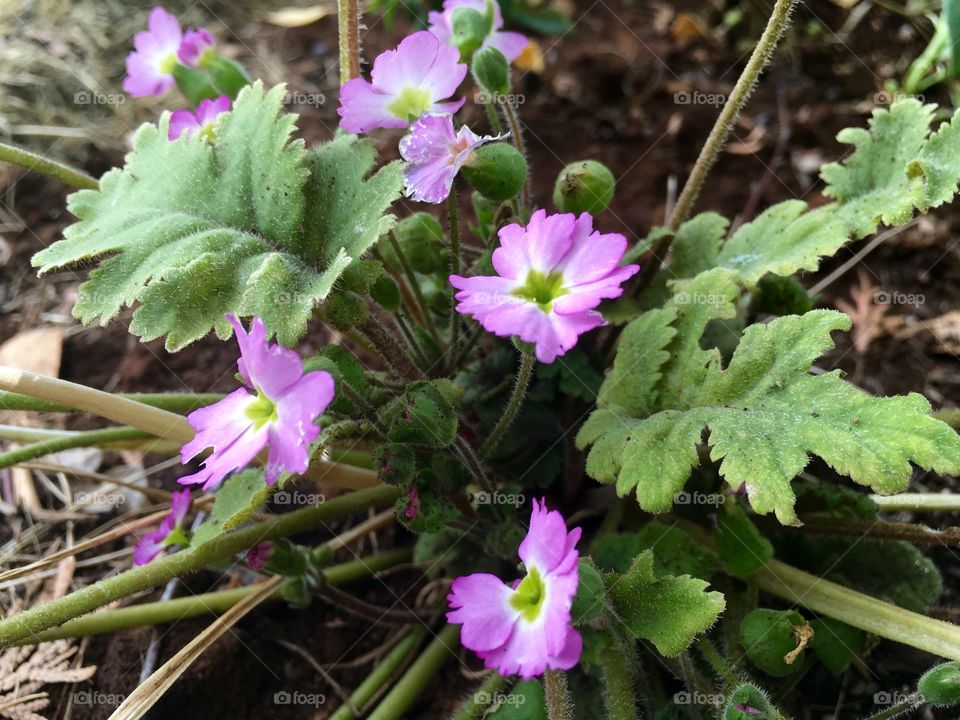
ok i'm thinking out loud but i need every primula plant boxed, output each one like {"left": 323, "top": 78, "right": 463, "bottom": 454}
{"left": 7, "top": 0, "right": 960, "bottom": 718}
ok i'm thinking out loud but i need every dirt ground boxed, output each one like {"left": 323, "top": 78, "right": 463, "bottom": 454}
{"left": 3, "top": 0, "right": 960, "bottom": 717}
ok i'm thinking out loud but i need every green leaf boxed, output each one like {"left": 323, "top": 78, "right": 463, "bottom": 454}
{"left": 606, "top": 551, "right": 725, "bottom": 656}
{"left": 33, "top": 83, "right": 402, "bottom": 350}
{"left": 386, "top": 381, "right": 458, "bottom": 447}
{"left": 191, "top": 469, "right": 269, "bottom": 546}
{"left": 740, "top": 609, "right": 810, "bottom": 677}
{"left": 593, "top": 522, "right": 718, "bottom": 578}
{"left": 579, "top": 273, "right": 960, "bottom": 525}
{"left": 714, "top": 506, "right": 773, "bottom": 577}
{"left": 810, "top": 617, "right": 866, "bottom": 674}
{"left": 488, "top": 680, "right": 546, "bottom": 720}
{"left": 822, "top": 99, "right": 960, "bottom": 238}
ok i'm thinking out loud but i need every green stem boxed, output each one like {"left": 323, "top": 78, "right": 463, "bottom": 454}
{"left": 366, "top": 624, "right": 460, "bottom": 720}
{"left": 543, "top": 669, "right": 575, "bottom": 720}
{"left": 755, "top": 559, "right": 960, "bottom": 660}
{"left": 329, "top": 625, "right": 427, "bottom": 720}
{"left": 869, "top": 493, "right": 960, "bottom": 512}
{"left": 0, "top": 141, "right": 98, "bottom": 190}
{"left": 387, "top": 232, "right": 440, "bottom": 347}
{"left": 485, "top": 101, "right": 504, "bottom": 134}
{"left": 448, "top": 187, "right": 462, "bottom": 359}
{"left": 598, "top": 631, "right": 639, "bottom": 720}
{"left": 453, "top": 673, "right": 510, "bottom": 720}
{"left": 337, "top": 0, "right": 361, "bottom": 85}
{"left": 0, "top": 391, "right": 222, "bottom": 414}
{"left": 862, "top": 694, "right": 925, "bottom": 720}
{"left": 0, "top": 426, "right": 153, "bottom": 472}
{"left": 360, "top": 313, "right": 422, "bottom": 381}
{"left": 500, "top": 99, "right": 531, "bottom": 211}
{"left": 0, "top": 484, "right": 401, "bottom": 648}
{"left": 29, "top": 549, "right": 409, "bottom": 641}
{"left": 480, "top": 351, "right": 535, "bottom": 457}
{"left": 697, "top": 637, "right": 739, "bottom": 688}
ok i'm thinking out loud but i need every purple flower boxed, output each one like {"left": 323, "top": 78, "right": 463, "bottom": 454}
{"left": 400, "top": 114, "right": 502, "bottom": 203}
{"left": 447, "top": 499, "right": 582, "bottom": 679}
{"left": 123, "top": 7, "right": 183, "bottom": 98}
{"left": 450, "top": 210, "right": 639, "bottom": 363}
{"left": 178, "top": 27, "right": 216, "bottom": 67}
{"left": 244, "top": 542, "right": 273, "bottom": 571}
{"left": 134, "top": 489, "right": 191, "bottom": 565}
{"left": 338, "top": 31, "right": 467, "bottom": 134}
{"left": 168, "top": 95, "right": 232, "bottom": 141}
{"left": 428, "top": 0, "right": 529, "bottom": 62}
{"left": 178, "top": 314, "right": 335, "bottom": 492}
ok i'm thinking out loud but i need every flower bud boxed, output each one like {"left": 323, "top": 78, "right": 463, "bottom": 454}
{"left": 472, "top": 46, "right": 511, "bottom": 97}
{"left": 373, "top": 443, "right": 417, "bottom": 486}
{"left": 172, "top": 64, "right": 219, "bottom": 106}
{"left": 918, "top": 661, "right": 960, "bottom": 706}
{"left": 724, "top": 684, "right": 777, "bottom": 719}
{"left": 462, "top": 142, "right": 527, "bottom": 202}
{"left": 553, "top": 160, "right": 616, "bottom": 214}
{"left": 451, "top": 8, "right": 490, "bottom": 59}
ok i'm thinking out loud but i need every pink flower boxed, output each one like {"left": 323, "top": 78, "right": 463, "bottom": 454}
{"left": 168, "top": 95, "right": 232, "bottom": 141}
{"left": 428, "top": 0, "right": 529, "bottom": 62}
{"left": 400, "top": 114, "right": 502, "bottom": 203}
{"left": 447, "top": 499, "right": 582, "bottom": 679}
{"left": 338, "top": 31, "right": 467, "bottom": 134}
{"left": 404, "top": 486, "right": 420, "bottom": 520}
{"left": 244, "top": 542, "right": 273, "bottom": 571}
{"left": 134, "top": 489, "right": 191, "bottom": 565}
{"left": 179, "top": 314, "right": 335, "bottom": 492}
{"left": 450, "top": 210, "right": 639, "bottom": 363}
{"left": 123, "top": 7, "right": 183, "bottom": 97}
{"left": 178, "top": 27, "right": 216, "bottom": 67}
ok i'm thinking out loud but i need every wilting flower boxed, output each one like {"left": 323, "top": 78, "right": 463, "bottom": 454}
{"left": 169, "top": 95, "right": 231, "bottom": 141}
{"left": 134, "top": 489, "right": 191, "bottom": 565}
{"left": 178, "top": 27, "right": 216, "bottom": 67}
{"left": 447, "top": 499, "right": 582, "bottom": 679}
{"left": 179, "top": 314, "right": 335, "bottom": 491}
{"left": 244, "top": 542, "right": 273, "bottom": 571}
{"left": 450, "top": 210, "right": 639, "bottom": 363}
{"left": 338, "top": 31, "right": 467, "bottom": 134}
{"left": 428, "top": 0, "right": 529, "bottom": 62}
{"left": 400, "top": 114, "right": 501, "bottom": 203}
{"left": 123, "top": 7, "right": 183, "bottom": 97}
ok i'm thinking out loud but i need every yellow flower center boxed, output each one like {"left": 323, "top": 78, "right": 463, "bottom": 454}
{"left": 513, "top": 270, "right": 567, "bottom": 312}
{"left": 510, "top": 566, "right": 546, "bottom": 622}
{"left": 387, "top": 86, "right": 432, "bottom": 122}
{"left": 245, "top": 391, "right": 278, "bottom": 428}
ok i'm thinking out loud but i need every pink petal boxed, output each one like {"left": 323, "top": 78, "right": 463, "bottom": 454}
{"left": 264, "top": 370, "right": 334, "bottom": 483}
{"left": 195, "top": 95, "right": 231, "bottom": 125}
{"left": 556, "top": 214, "right": 628, "bottom": 283}
{"left": 337, "top": 78, "right": 405, "bottom": 133}
{"left": 178, "top": 27, "right": 215, "bottom": 66}
{"left": 168, "top": 109, "right": 199, "bottom": 140}
{"left": 170, "top": 488, "right": 192, "bottom": 525}
{"left": 518, "top": 498, "right": 573, "bottom": 573}
{"left": 525, "top": 209, "right": 576, "bottom": 272}
{"left": 147, "top": 7, "right": 182, "bottom": 46}
{"left": 450, "top": 275, "right": 522, "bottom": 317}
{"left": 487, "top": 32, "right": 529, "bottom": 62}
{"left": 446, "top": 573, "right": 519, "bottom": 652}
{"left": 551, "top": 264, "right": 639, "bottom": 314}
{"left": 133, "top": 527, "right": 167, "bottom": 566}
{"left": 491, "top": 223, "right": 533, "bottom": 280}
{"left": 227, "top": 315, "right": 304, "bottom": 398}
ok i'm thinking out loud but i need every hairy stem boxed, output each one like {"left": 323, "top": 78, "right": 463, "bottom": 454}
{"left": 29, "top": 549, "right": 409, "bottom": 641}
{"left": 0, "top": 426, "right": 153, "bottom": 472}
{"left": 755, "top": 559, "right": 960, "bottom": 660}
{"left": 367, "top": 624, "right": 460, "bottom": 720}
{"left": 337, "top": 0, "right": 361, "bottom": 85}
{"left": 635, "top": 0, "right": 796, "bottom": 290}
{"left": 360, "top": 313, "right": 422, "bottom": 381}
{"left": 862, "top": 694, "right": 925, "bottom": 720}
{"left": 329, "top": 625, "right": 427, "bottom": 720}
{"left": 598, "top": 631, "right": 640, "bottom": 720}
{"left": 0, "top": 141, "right": 99, "bottom": 190}
{"left": 543, "top": 669, "right": 575, "bottom": 720}
{"left": 501, "top": 99, "right": 531, "bottom": 210}
{"left": 480, "top": 351, "right": 535, "bottom": 457}
{"left": 0, "top": 484, "right": 400, "bottom": 647}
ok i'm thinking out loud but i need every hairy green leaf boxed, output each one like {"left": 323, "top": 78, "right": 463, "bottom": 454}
{"left": 33, "top": 82, "right": 402, "bottom": 350}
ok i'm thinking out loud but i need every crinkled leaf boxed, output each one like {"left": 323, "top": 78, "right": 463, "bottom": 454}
{"left": 191, "top": 469, "right": 269, "bottom": 546}
{"left": 33, "top": 83, "right": 401, "bottom": 350}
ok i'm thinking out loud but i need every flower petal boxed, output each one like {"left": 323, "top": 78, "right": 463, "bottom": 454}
{"left": 228, "top": 314, "right": 304, "bottom": 397}
{"left": 447, "top": 573, "right": 519, "bottom": 652}
{"left": 265, "top": 370, "right": 334, "bottom": 483}
{"left": 519, "top": 498, "right": 574, "bottom": 573}
{"left": 337, "top": 78, "right": 405, "bottom": 133}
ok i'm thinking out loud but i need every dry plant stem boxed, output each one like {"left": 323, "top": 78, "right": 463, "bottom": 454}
{"left": 329, "top": 625, "right": 427, "bottom": 720}
{"left": 0, "top": 484, "right": 401, "bottom": 648}
{"left": 635, "top": 0, "right": 797, "bottom": 290}
{"left": 338, "top": 0, "right": 361, "bottom": 85}
{"left": 29, "top": 549, "right": 411, "bottom": 641}
{"left": 789, "top": 517, "right": 960, "bottom": 546}
{"left": 0, "top": 141, "right": 99, "bottom": 190}
{"left": 543, "top": 669, "right": 575, "bottom": 720}
{"left": 480, "top": 351, "right": 535, "bottom": 457}
{"left": 755, "top": 559, "right": 960, "bottom": 660}
{"left": 367, "top": 624, "right": 460, "bottom": 720}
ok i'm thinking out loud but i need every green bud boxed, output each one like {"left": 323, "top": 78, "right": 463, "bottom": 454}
{"left": 370, "top": 275, "right": 401, "bottom": 312}
{"left": 723, "top": 684, "right": 778, "bottom": 719}
{"left": 373, "top": 443, "right": 417, "bottom": 486}
{"left": 207, "top": 56, "right": 252, "bottom": 99}
{"left": 918, "top": 661, "right": 960, "bottom": 706}
{"left": 323, "top": 291, "right": 369, "bottom": 331}
{"left": 553, "top": 160, "right": 616, "bottom": 214}
{"left": 450, "top": 8, "right": 490, "bottom": 59}
{"left": 471, "top": 46, "right": 511, "bottom": 97}
{"left": 172, "top": 64, "right": 219, "bottom": 106}
{"left": 740, "top": 609, "right": 810, "bottom": 677}
{"left": 462, "top": 142, "right": 527, "bottom": 202}
{"left": 281, "top": 575, "right": 312, "bottom": 608}
{"left": 387, "top": 381, "right": 458, "bottom": 447}
{"left": 394, "top": 212, "right": 445, "bottom": 274}
{"left": 263, "top": 539, "right": 309, "bottom": 576}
